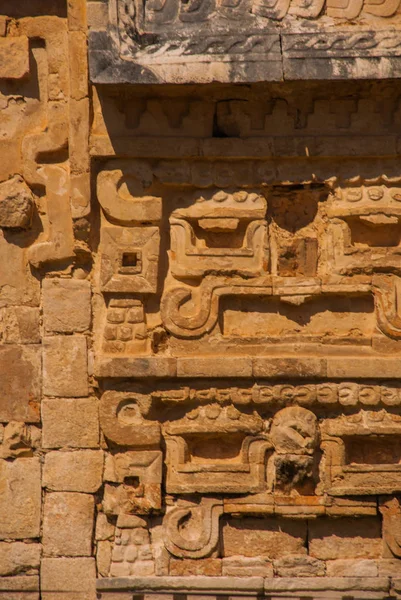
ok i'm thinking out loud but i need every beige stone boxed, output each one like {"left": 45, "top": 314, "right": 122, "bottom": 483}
{"left": 0, "top": 345, "right": 41, "bottom": 422}
{"left": 95, "top": 513, "right": 116, "bottom": 541}
{"left": 309, "top": 518, "right": 382, "bottom": 560}
{"left": 1, "top": 421, "right": 32, "bottom": 459}
{"left": 223, "top": 518, "right": 307, "bottom": 559}
{"left": 326, "top": 559, "right": 378, "bottom": 577}
{"left": 0, "top": 37, "right": 29, "bottom": 79}
{"left": 0, "top": 458, "right": 41, "bottom": 539}
{"left": 43, "top": 278, "right": 91, "bottom": 333}
{"left": 1, "top": 307, "right": 40, "bottom": 344}
{"left": 222, "top": 556, "right": 273, "bottom": 577}
{"left": 43, "top": 336, "right": 88, "bottom": 397}
{"left": 41, "top": 557, "right": 96, "bottom": 600}
{"left": 68, "top": 34, "right": 88, "bottom": 101}
{"left": 42, "top": 398, "right": 99, "bottom": 448}
{"left": 43, "top": 450, "right": 104, "bottom": 492}
{"left": 274, "top": 556, "right": 325, "bottom": 577}
{"left": 177, "top": 357, "right": 252, "bottom": 378}
{"left": 43, "top": 493, "right": 94, "bottom": 557}
{"left": 0, "top": 233, "right": 40, "bottom": 308}
{"left": 0, "top": 542, "right": 41, "bottom": 576}
{"left": 0, "top": 574, "right": 39, "bottom": 599}
{"left": 169, "top": 558, "right": 222, "bottom": 576}
{"left": 97, "top": 540, "right": 112, "bottom": 577}
{"left": 0, "top": 175, "right": 33, "bottom": 229}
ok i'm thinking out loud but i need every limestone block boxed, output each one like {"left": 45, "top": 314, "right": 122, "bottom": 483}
{"left": 169, "top": 559, "right": 222, "bottom": 576}
{"left": 42, "top": 279, "right": 91, "bottom": 333}
{"left": 177, "top": 357, "right": 252, "bottom": 378}
{"left": 97, "top": 540, "right": 113, "bottom": 577}
{"left": 222, "top": 557, "right": 273, "bottom": 577}
{"left": 43, "top": 336, "right": 88, "bottom": 397}
{"left": 0, "top": 574, "right": 39, "bottom": 599}
{"left": 0, "top": 542, "right": 41, "bottom": 576}
{"left": 0, "top": 37, "right": 29, "bottom": 79}
{"left": 377, "top": 558, "right": 401, "bottom": 576}
{"left": 69, "top": 34, "right": 88, "bottom": 101}
{"left": 41, "top": 557, "right": 96, "bottom": 600}
{"left": 43, "top": 450, "right": 104, "bottom": 492}
{"left": 42, "top": 493, "right": 94, "bottom": 557}
{"left": 1, "top": 421, "right": 32, "bottom": 459}
{"left": 0, "top": 175, "right": 33, "bottom": 229}
{"left": 222, "top": 518, "right": 307, "bottom": 559}
{"left": 326, "top": 559, "right": 378, "bottom": 577}
{"left": 0, "top": 458, "right": 41, "bottom": 539}
{"left": 42, "top": 398, "right": 99, "bottom": 448}
{"left": 95, "top": 513, "right": 116, "bottom": 541}
{"left": 0, "top": 345, "right": 41, "bottom": 422}
{"left": 309, "top": 518, "right": 382, "bottom": 560}
{"left": 1, "top": 307, "right": 40, "bottom": 344}
{"left": 0, "top": 234, "right": 40, "bottom": 308}
{"left": 274, "top": 555, "right": 325, "bottom": 577}
{"left": 68, "top": 0, "right": 87, "bottom": 31}
{"left": 70, "top": 98, "right": 90, "bottom": 171}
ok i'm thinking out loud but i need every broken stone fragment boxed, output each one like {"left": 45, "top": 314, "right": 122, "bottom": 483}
{"left": 0, "top": 175, "right": 33, "bottom": 229}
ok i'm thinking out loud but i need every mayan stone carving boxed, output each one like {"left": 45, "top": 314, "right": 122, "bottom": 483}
{"left": 89, "top": 0, "right": 401, "bottom": 82}
{"left": 3, "top": 0, "right": 401, "bottom": 599}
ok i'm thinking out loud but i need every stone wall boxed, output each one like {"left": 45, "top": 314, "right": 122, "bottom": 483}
{"left": 2, "top": 1, "right": 401, "bottom": 599}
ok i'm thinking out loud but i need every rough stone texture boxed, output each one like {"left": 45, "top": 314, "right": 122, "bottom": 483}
{"left": 0, "top": 37, "right": 29, "bottom": 79}
{"left": 326, "top": 559, "right": 378, "bottom": 577}
{"left": 4, "top": 2, "right": 401, "bottom": 599}
{"left": 0, "top": 175, "right": 33, "bottom": 229}
{"left": 0, "top": 458, "right": 41, "bottom": 539}
{"left": 43, "top": 278, "right": 91, "bottom": 333}
{"left": 43, "top": 450, "right": 104, "bottom": 492}
{"left": 308, "top": 519, "right": 382, "bottom": 560}
{"left": 41, "top": 398, "right": 99, "bottom": 448}
{"left": 222, "top": 557, "right": 274, "bottom": 577}
{"left": 41, "top": 557, "right": 96, "bottom": 600}
{"left": 223, "top": 518, "right": 307, "bottom": 559}
{"left": 0, "top": 543, "right": 41, "bottom": 576}
{"left": 0, "top": 307, "right": 40, "bottom": 344}
{"left": 0, "top": 345, "right": 41, "bottom": 422}
{"left": 274, "top": 556, "right": 326, "bottom": 577}
{"left": 43, "top": 336, "right": 88, "bottom": 397}
{"left": 42, "top": 493, "right": 94, "bottom": 557}
{"left": 88, "top": 0, "right": 401, "bottom": 84}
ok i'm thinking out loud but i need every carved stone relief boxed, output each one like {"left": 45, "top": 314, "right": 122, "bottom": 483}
{"left": 89, "top": 0, "right": 401, "bottom": 83}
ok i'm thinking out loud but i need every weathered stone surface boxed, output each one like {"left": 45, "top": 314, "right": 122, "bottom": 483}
{"left": 308, "top": 518, "right": 382, "bottom": 560}
{"left": 41, "top": 557, "right": 96, "bottom": 600}
{"left": 0, "top": 542, "right": 41, "bottom": 576}
{"left": 6, "top": 3, "right": 401, "bottom": 599}
{"left": 42, "top": 493, "right": 94, "bottom": 557}
{"left": 0, "top": 37, "right": 29, "bottom": 79}
{"left": 0, "top": 421, "right": 32, "bottom": 459}
{"left": 222, "top": 518, "right": 307, "bottom": 559}
{"left": 43, "top": 336, "right": 88, "bottom": 397}
{"left": 0, "top": 307, "right": 40, "bottom": 344}
{"left": 42, "top": 398, "right": 99, "bottom": 448}
{"left": 169, "top": 558, "right": 222, "bottom": 576}
{"left": 43, "top": 450, "right": 104, "bottom": 492}
{"left": 274, "top": 555, "right": 325, "bottom": 577}
{"left": 89, "top": 6, "right": 401, "bottom": 85}
{"left": 326, "top": 559, "right": 378, "bottom": 577}
{"left": 0, "top": 345, "right": 41, "bottom": 422}
{"left": 0, "top": 458, "right": 41, "bottom": 539}
{"left": 0, "top": 574, "right": 39, "bottom": 598}
{"left": 222, "top": 557, "right": 273, "bottom": 577}
{"left": 43, "top": 278, "right": 91, "bottom": 333}
{"left": 0, "top": 175, "right": 33, "bottom": 229}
